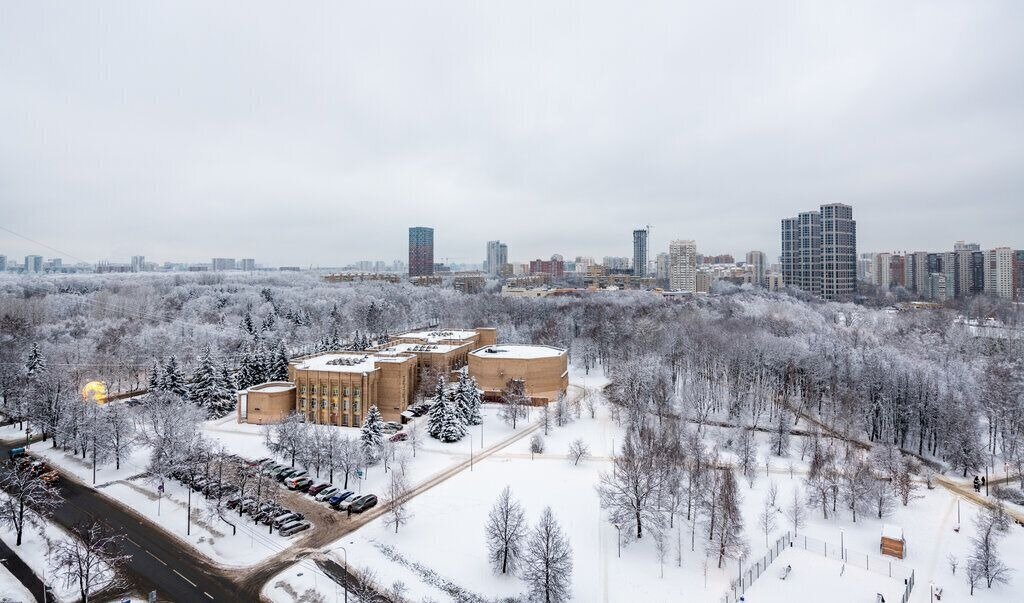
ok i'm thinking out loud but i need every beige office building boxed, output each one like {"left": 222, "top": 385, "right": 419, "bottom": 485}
{"left": 468, "top": 344, "right": 568, "bottom": 405}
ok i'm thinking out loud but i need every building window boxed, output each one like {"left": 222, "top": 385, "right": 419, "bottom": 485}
{"left": 332, "top": 386, "right": 339, "bottom": 396}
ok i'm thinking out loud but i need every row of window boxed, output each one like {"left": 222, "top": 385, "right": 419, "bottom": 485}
{"left": 299, "top": 398, "right": 363, "bottom": 413}
{"left": 299, "top": 384, "right": 362, "bottom": 398}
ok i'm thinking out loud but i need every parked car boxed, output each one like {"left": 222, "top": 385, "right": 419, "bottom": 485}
{"left": 275, "top": 468, "right": 299, "bottom": 481}
{"left": 279, "top": 521, "right": 312, "bottom": 537}
{"left": 328, "top": 491, "right": 356, "bottom": 508}
{"left": 268, "top": 465, "right": 290, "bottom": 478}
{"left": 307, "top": 482, "right": 330, "bottom": 495}
{"left": 384, "top": 421, "right": 403, "bottom": 431}
{"left": 273, "top": 512, "right": 305, "bottom": 528}
{"left": 335, "top": 493, "right": 365, "bottom": 511}
{"left": 7, "top": 448, "right": 26, "bottom": 460}
{"left": 287, "top": 476, "right": 313, "bottom": 491}
{"left": 315, "top": 486, "right": 340, "bottom": 502}
{"left": 39, "top": 470, "right": 59, "bottom": 484}
{"left": 226, "top": 495, "right": 246, "bottom": 509}
{"left": 389, "top": 432, "right": 408, "bottom": 442}
{"left": 349, "top": 494, "right": 378, "bottom": 513}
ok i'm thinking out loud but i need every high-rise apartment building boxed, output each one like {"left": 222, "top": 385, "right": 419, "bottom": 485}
{"left": 0, "top": 255, "right": 6, "bottom": 273}
{"left": 655, "top": 252, "right": 670, "bottom": 281}
{"left": 24, "top": 255, "right": 43, "bottom": 273}
{"left": 131, "top": 255, "right": 146, "bottom": 272}
{"left": 485, "top": 241, "right": 508, "bottom": 276}
{"left": 669, "top": 240, "right": 697, "bottom": 292}
{"left": 633, "top": 228, "right": 649, "bottom": 277}
{"left": 873, "top": 253, "right": 892, "bottom": 290}
{"left": 985, "top": 247, "right": 1014, "bottom": 299}
{"left": 240, "top": 258, "right": 256, "bottom": 271}
{"left": 781, "top": 203, "right": 856, "bottom": 300}
{"left": 745, "top": 251, "right": 766, "bottom": 286}
{"left": 408, "top": 227, "right": 435, "bottom": 277}
{"left": 212, "top": 258, "right": 236, "bottom": 271}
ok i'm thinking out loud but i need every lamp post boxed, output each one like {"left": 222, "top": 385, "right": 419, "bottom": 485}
{"left": 614, "top": 523, "right": 621, "bottom": 558}
{"left": 327, "top": 545, "right": 349, "bottom": 603}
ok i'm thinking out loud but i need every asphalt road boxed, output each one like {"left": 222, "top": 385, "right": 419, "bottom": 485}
{"left": 1, "top": 441, "right": 242, "bottom": 602}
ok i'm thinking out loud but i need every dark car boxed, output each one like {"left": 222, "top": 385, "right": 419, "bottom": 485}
{"left": 349, "top": 494, "right": 378, "bottom": 513}
{"left": 389, "top": 432, "right": 408, "bottom": 442}
{"left": 328, "top": 491, "right": 356, "bottom": 507}
{"left": 307, "top": 482, "right": 330, "bottom": 496}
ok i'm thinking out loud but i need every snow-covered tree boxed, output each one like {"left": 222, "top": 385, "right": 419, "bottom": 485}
{"left": 384, "top": 470, "right": 413, "bottom": 534}
{"left": 25, "top": 343, "right": 46, "bottom": 379}
{"left": 597, "top": 428, "right": 664, "bottom": 540}
{"left": 48, "top": 521, "right": 129, "bottom": 603}
{"left": 567, "top": 439, "right": 590, "bottom": 466}
{"left": 523, "top": 506, "right": 573, "bottom": 603}
{"left": 158, "top": 356, "right": 187, "bottom": 397}
{"left": 269, "top": 343, "right": 290, "bottom": 381}
{"left": 485, "top": 486, "right": 528, "bottom": 575}
{"left": 361, "top": 405, "right": 385, "bottom": 460}
{"left": 499, "top": 378, "right": 529, "bottom": 429}
{"left": 453, "top": 372, "right": 482, "bottom": 426}
{"left": 265, "top": 412, "right": 307, "bottom": 467}
{"left": 708, "top": 468, "right": 747, "bottom": 568}
{"left": 0, "top": 462, "right": 61, "bottom": 546}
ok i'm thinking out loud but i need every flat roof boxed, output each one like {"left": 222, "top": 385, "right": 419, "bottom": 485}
{"left": 293, "top": 353, "right": 383, "bottom": 373}
{"left": 470, "top": 344, "right": 566, "bottom": 360}
{"left": 379, "top": 342, "right": 462, "bottom": 354}
{"left": 248, "top": 382, "right": 296, "bottom": 393}
{"left": 397, "top": 329, "right": 479, "bottom": 343}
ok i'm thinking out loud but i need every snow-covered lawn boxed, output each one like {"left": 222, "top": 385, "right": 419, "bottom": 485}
{"left": 0, "top": 505, "right": 108, "bottom": 602}
{"left": 743, "top": 546, "right": 905, "bottom": 603}
{"left": 261, "top": 364, "right": 1024, "bottom": 603}
{"left": 0, "top": 564, "right": 32, "bottom": 603}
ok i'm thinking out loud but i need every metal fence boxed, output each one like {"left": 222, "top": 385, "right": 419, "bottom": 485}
{"left": 721, "top": 531, "right": 792, "bottom": 603}
{"left": 722, "top": 532, "right": 915, "bottom": 603}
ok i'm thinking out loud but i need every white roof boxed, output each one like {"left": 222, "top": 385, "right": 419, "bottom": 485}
{"left": 293, "top": 353, "right": 379, "bottom": 373}
{"left": 881, "top": 524, "right": 904, "bottom": 540}
{"left": 470, "top": 344, "right": 566, "bottom": 360}
{"left": 248, "top": 382, "right": 296, "bottom": 393}
{"left": 380, "top": 342, "right": 462, "bottom": 354}
{"left": 398, "top": 329, "right": 478, "bottom": 343}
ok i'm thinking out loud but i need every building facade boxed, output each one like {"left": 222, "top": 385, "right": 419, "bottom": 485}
{"left": 745, "top": 250, "right": 766, "bottom": 286}
{"left": 781, "top": 203, "right": 856, "bottom": 300}
{"left": 485, "top": 241, "right": 508, "bottom": 276}
{"left": 669, "top": 240, "right": 697, "bottom": 292}
{"left": 468, "top": 344, "right": 569, "bottom": 404}
{"left": 633, "top": 228, "right": 649, "bottom": 277}
{"left": 985, "top": 247, "right": 1014, "bottom": 299}
{"left": 24, "top": 255, "right": 43, "bottom": 273}
{"left": 408, "top": 227, "right": 435, "bottom": 277}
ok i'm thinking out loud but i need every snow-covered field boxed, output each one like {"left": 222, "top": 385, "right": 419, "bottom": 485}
{"left": 0, "top": 564, "right": 33, "bottom": 603}
{"left": 266, "top": 364, "right": 1024, "bottom": 603}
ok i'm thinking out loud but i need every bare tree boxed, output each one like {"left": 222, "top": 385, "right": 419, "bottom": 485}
{"left": 757, "top": 497, "right": 777, "bottom": 548}
{"left": 485, "top": 486, "right": 528, "bottom": 575}
{"left": 0, "top": 462, "right": 61, "bottom": 546}
{"left": 405, "top": 421, "right": 424, "bottom": 458}
{"left": 263, "top": 412, "right": 306, "bottom": 467}
{"left": 384, "top": 470, "right": 412, "bottom": 533}
{"left": 766, "top": 481, "right": 780, "bottom": 508}
{"left": 333, "top": 435, "right": 363, "bottom": 489}
{"left": 553, "top": 393, "right": 572, "bottom": 427}
{"left": 48, "top": 521, "right": 130, "bottom": 603}
{"left": 968, "top": 504, "right": 1012, "bottom": 588}
{"left": 102, "top": 402, "right": 135, "bottom": 471}
{"left": 584, "top": 391, "right": 597, "bottom": 419}
{"left": 736, "top": 427, "right": 758, "bottom": 487}
{"left": 869, "top": 477, "right": 895, "bottom": 519}
{"left": 708, "top": 469, "right": 747, "bottom": 568}
{"left": 840, "top": 459, "right": 873, "bottom": 522}
{"left": 567, "top": 439, "right": 590, "bottom": 466}
{"left": 530, "top": 434, "right": 545, "bottom": 456}
{"left": 784, "top": 488, "right": 806, "bottom": 536}
{"left": 596, "top": 429, "right": 664, "bottom": 540}
{"left": 523, "top": 506, "right": 573, "bottom": 603}
{"left": 499, "top": 379, "right": 529, "bottom": 429}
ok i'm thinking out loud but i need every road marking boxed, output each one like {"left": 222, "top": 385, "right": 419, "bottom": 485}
{"left": 125, "top": 536, "right": 140, "bottom": 547}
{"left": 145, "top": 549, "right": 167, "bottom": 566}
{"left": 173, "top": 569, "right": 197, "bottom": 587}
{"left": 204, "top": 592, "right": 214, "bottom": 600}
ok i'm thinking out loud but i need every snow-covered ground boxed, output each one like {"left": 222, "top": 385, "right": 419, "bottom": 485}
{"left": 0, "top": 565, "right": 33, "bottom": 603}
{"left": 0, "top": 500, "right": 109, "bottom": 603}
{"left": 265, "top": 363, "right": 1024, "bottom": 603}
{"left": 12, "top": 402, "right": 525, "bottom": 570}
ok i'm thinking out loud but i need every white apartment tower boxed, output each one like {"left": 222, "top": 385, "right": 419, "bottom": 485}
{"left": 669, "top": 240, "right": 697, "bottom": 292}
{"left": 745, "top": 251, "right": 766, "bottom": 286}
{"left": 985, "top": 247, "right": 1014, "bottom": 299}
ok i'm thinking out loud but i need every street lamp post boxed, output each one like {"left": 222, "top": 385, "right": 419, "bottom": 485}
{"left": 327, "top": 545, "right": 349, "bottom": 603}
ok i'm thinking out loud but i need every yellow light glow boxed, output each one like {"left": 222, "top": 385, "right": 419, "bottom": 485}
{"left": 81, "top": 381, "right": 108, "bottom": 405}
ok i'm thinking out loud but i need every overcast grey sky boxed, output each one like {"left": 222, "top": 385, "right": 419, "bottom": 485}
{"left": 1, "top": 1, "right": 1022, "bottom": 267}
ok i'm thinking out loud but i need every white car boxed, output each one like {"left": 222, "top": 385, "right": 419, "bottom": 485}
{"left": 315, "top": 486, "right": 340, "bottom": 502}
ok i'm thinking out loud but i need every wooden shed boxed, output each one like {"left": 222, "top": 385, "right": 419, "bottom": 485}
{"left": 880, "top": 524, "right": 905, "bottom": 559}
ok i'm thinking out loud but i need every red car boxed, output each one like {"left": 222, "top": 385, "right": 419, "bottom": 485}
{"left": 307, "top": 482, "right": 331, "bottom": 495}
{"left": 389, "top": 432, "right": 408, "bottom": 442}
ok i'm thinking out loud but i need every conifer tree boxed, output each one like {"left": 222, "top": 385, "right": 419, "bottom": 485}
{"left": 25, "top": 344, "right": 46, "bottom": 379}
{"left": 270, "top": 343, "right": 290, "bottom": 381}
{"left": 147, "top": 362, "right": 161, "bottom": 391}
{"left": 361, "top": 405, "right": 385, "bottom": 462}
{"left": 159, "top": 356, "right": 187, "bottom": 397}
{"left": 188, "top": 350, "right": 219, "bottom": 408}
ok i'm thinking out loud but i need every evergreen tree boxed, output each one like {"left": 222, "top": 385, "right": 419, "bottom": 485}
{"left": 240, "top": 311, "right": 256, "bottom": 336}
{"left": 159, "top": 356, "right": 187, "bottom": 397}
{"left": 188, "top": 350, "right": 219, "bottom": 409}
{"left": 237, "top": 344, "right": 268, "bottom": 389}
{"left": 435, "top": 397, "right": 468, "bottom": 443}
{"left": 147, "top": 362, "right": 161, "bottom": 391}
{"left": 361, "top": 405, "right": 385, "bottom": 462}
{"left": 25, "top": 344, "right": 46, "bottom": 379}
{"left": 454, "top": 373, "right": 483, "bottom": 426}
{"left": 270, "top": 343, "right": 290, "bottom": 381}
